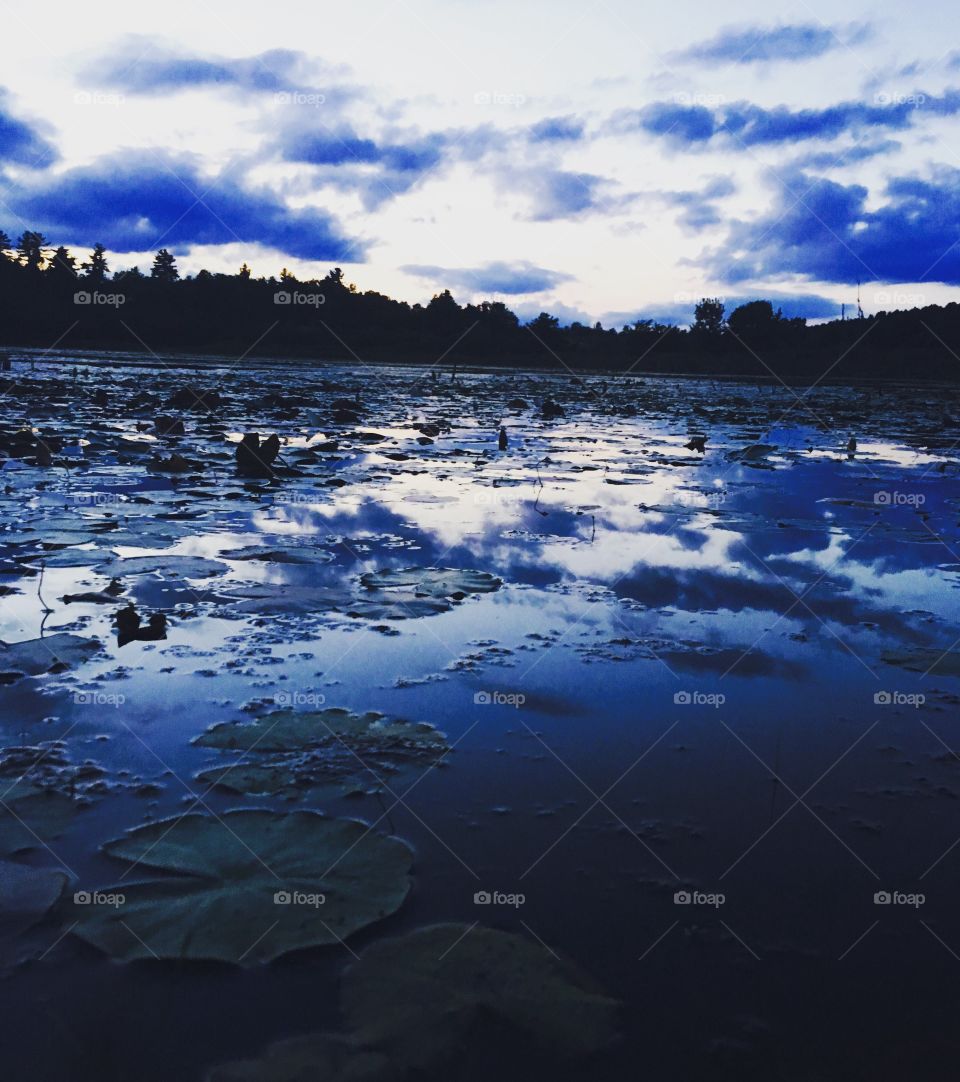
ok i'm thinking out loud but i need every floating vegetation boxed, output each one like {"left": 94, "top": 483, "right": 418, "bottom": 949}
{"left": 72, "top": 811, "right": 413, "bottom": 963}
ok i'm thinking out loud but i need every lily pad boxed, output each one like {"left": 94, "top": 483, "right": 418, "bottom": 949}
{"left": 93, "top": 554, "right": 229, "bottom": 578}
{"left": 195, "top": 709, "right": 448, "bottom": 800}
{"left": 882, "top": 649, "right": 960, "bottom": 677}
{"left": 359, "top": 567, "right": 502, "bottom": 598}
{"left": 226, "top": 585, "right": 452, "bottom": 620}
{"left": 205, "top": 1033, "right": 396, "bottom": 1082}
{"left": 71, "top": 810, "right": 413, "bottom": 963}
{"left": 342, "top": 924, "right": 620, "bottom": 1069}
{"left": 0, "top": 781, "right": 78, "bottom": 856}
{"left": 196, "top": 707, "right": 447, "bottom": 755}
{"left": 0, "top": 633, "right": 101, "bottom": 679}
{"left": 219, "top": 545, "right": 335, "bottom": 565}
{"left": 0, "top": 859, "right": 69, "bottom": 925}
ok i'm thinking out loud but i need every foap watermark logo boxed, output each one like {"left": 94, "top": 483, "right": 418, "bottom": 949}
{"left": 676, "top": 489, "right": 726, "bottom": 510}
{"left": 874, "top": 491, "right": 925, "bottom": 507}
{"left": 74, "top": 890, "right": 125, "bottom": 908}
{"left": 73, "top": 90, "right": 125, "bottom": 107}
{"left": 274, "top": 889, "right": 326, "bottom": 907}
{"left": 874, "top": 91, "right": 926, "bottom": 108}
{"left": 474, "top": 690, "right": 526, "bottom": 708}
{"left": 474, "top": 889, "right": 525, "bottom": 908}
{"left": 874, "top": 890, "right": 925, "bottom": 908}
{"left": 673, "top": 91, "right": 725, "bottom": 107}
{"left": 273, "top": 690, "right": 326, "bottom": 708}
{"left": 274, "top": 91, "right": 326, "bottom": 107}
{"left": 674, "top": 690, "right": 725, "bottom": 708}
{"left": 74, "top": 691, "right": 126, "bottom": 709}
{"left": 674, "top": 889, "right": 725, "bottom": 908}
{"left": 473, "top": 90, "right": 527, "bottom": 108}
{"left": 473, "top": 489, "right": 525, "bottom": 509}
{"left": 69, "top": 492, "right": 122, "bottom": 507}
{"left": 874, "top": 290, "right": 926, "bottom": 309}
{"left": 874, "top": 691, "right": 925, "bottom": 708}
{"left": 74, "top": 291, "right": 125, "bottom": 308}
{"left": 274, "top": 291, "right": 325, "bottom": 308}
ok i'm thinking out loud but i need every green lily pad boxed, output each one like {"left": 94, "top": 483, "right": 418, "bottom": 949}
{"left": 196, "top": 708, "right": 447, "bottom": 755}
{"left": 72, "top": 810, "right": 413, "bottom": 964}
{"left": 359, "top": 567, "right": 502, "bottom": 598}
{"left": 0, "top": 632, "right": 101, "bottom": 678}
{"left": 93, "top": 554, "right": 229, "bottom": 578}
{"left": 0, "top": 781, "right": 78, "bottom": 856}
{"left": 0, "top": 859, "right": 71, "bottom": 968}
{"left": 219, "top": 545, "right": 335, "bottom": 565}
{"left": 226, "top": 585, "right": 452, "bottom": 620}
{"left": 195, "top": 709, "right": 448, "bottom": 800}
{"left": 882, "top": 649, "right": 960, "bottom": 677}
{"left": 205, "top": 1033, "right": 396, "bottom": 1082}
{"left": 342, "top": 924, "right": 620, "bottom": 1069}
{"left": 0, "top": 859, "right": 69, "bottom": 925}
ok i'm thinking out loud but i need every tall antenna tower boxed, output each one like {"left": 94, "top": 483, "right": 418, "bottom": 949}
{"left": 857, "top": 280, "right": 864, "bottom": 320}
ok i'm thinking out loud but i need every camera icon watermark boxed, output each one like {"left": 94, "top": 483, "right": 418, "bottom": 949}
{"left": 74, "top": 691, "right": 126, "bottom": 708}
{"left": 273, "top": 690, "right": 326, "bottom": 708}
{"left": 273, "top": 890, "right": 325, "bottom": 907}
{"left": 74, "top": 291, "right": 125, "bottom": 308}
{"left": 673, "top": 91, "right": 725, "bottom": 107}
{"left": 473, "top": 889, "right": 525, "bottom": 908}
{"left": 274, "top": 291, "right": 325, "bottom": 308}
{"left": 874, "top": 691, "right": 925, "bottom": 708}
{"left": 874, "top": 91, "right": 925, "bottom": 108}
{"left": 873, "top": 491, "right": 925, "bottom": 507}
{"left": 73, "top": 90, "right": 124, "bottom": 107}
{"left": 273, "top": 91, "right": 326, "bottom": 107}
{"left": 74, "top": 890, "right": 125, "bottom": 908}
{"left": 874, "top": 890, "right": 925, "bottom": 908}
{"left": 674, "top": 889, "right": 725, "bottom": 908}
{"left": 473, "top": 90, "right": 526, "bottom": 107}
{"left": 474, "top": 690, "right": 526, "bottom": 708}
{"left": 674, "top": 690, "right": 725, "bottom": 708}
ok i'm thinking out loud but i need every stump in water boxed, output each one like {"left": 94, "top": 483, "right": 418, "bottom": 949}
{"left": 236, "top": 433, "right": 281, "bottom": 477}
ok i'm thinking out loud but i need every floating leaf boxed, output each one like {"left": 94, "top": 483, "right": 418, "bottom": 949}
{"left": 93, "top": 554, "right": 229, "bottom": 578}
{"left": 219, "top": 545, "right": 334, "bottom": 565}
{"left": 341, "top": 923, "right": 620, "bottom": 1069}
{"left": 0, "top": 781, "right": 78, "bottom": 856}
{"left": 195, "top": 709, "right": 448, "bottom": 800}
{"left": 0, "top": 859, "right": 69, "bottom": 925}
{"left": 72, "top": 810, "right": 413, "bottom": 963}
{"left": 196, "top": 707, "right": 447, "bottom": 755}
{"left": 882, "top": 649, "right": 960, "bottom": 677}
{"left": 359, "top": 567, "right": 502, "bottom": 598}
{"left": 225, "top": 584, "right": 452, "bottom": 620}
{"left": 0, "top": 632, "right": 101, "bottom": 679}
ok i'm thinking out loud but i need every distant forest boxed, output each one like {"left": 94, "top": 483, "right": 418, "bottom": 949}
{"left": 2, "top": 230, "right": 959, "bottom": 380}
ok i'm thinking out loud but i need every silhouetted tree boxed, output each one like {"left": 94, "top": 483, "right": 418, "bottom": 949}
{"left": 151, "top": 248, "right": 179, "bottom": 282}
{"left": 82, "top": 243, "right": 109, "bottom": 283}
{"left": 46, "top": 246, "right": 77, "bottom": 282}
{"left": 238, "top": 262, "right": 251, "bottom": 280}
{"left": 0, "top": 231, "right": 12, "bottom": 261}
{"left": 16, "top": 231, "right": 48, "bottom": 272}
{"left": 693, "top": 297, "right": 725, "bottom": 336}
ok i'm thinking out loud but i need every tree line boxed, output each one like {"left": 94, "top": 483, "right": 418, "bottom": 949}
{"left": 1, "top": 231, "right": 958, "bottom": 381}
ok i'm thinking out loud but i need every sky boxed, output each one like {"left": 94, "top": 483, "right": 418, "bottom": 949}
{"left": 1, "top": 0, "right": 959, "bottom": 326}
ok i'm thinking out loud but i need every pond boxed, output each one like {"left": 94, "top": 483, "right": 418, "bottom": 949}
{"left": 1, "top": 352, "right": 958, "bottom": 1080}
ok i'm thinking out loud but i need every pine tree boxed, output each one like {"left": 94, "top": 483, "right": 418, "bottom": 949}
{"left": 151, "top": 248, "right": 179, "bottom": 282}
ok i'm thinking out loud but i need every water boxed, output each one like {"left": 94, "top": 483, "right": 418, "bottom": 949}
{"left": 1, "top": 353, "right": 958, "bottom": 1080}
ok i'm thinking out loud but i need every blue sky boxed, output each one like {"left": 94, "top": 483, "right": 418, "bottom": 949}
{"left": 1, "top": 0, "right": 958, "bottom": 325}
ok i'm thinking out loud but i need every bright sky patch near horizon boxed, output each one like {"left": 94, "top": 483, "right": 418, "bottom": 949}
{"left": 1, "top": 0, "right": 958, "bottom": 326}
